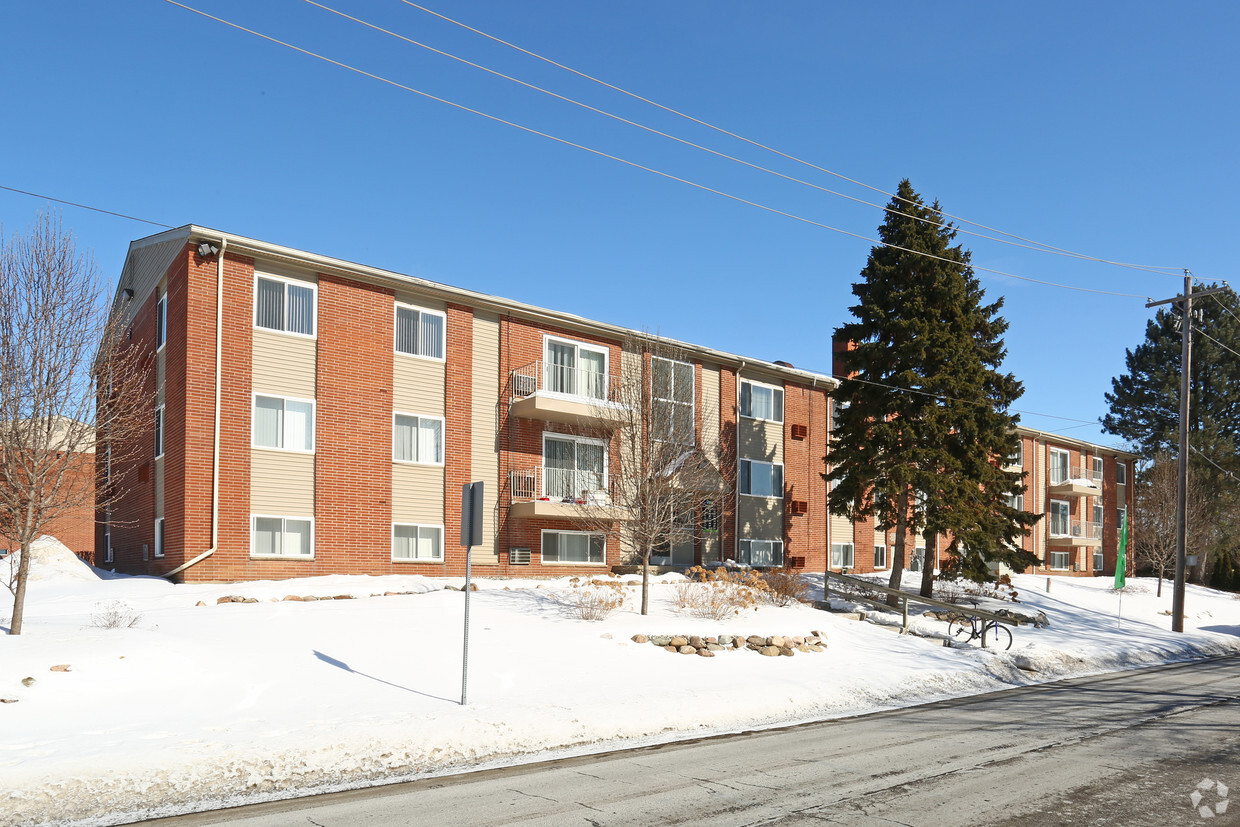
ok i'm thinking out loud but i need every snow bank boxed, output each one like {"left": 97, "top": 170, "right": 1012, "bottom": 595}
{"left": 3, "top": 536, "right": 98, "bottom": 583}
{"left": 1, "top": 567, "right": 1238, "bottom": 826}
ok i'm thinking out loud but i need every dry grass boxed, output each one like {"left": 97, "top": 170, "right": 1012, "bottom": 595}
{"left": 90, "top": 600, "right": 142, "bottom": 629}
{"left": 757, "top": 567, "right": 810, "bottom": 607}
{"left": 560, "top": 578, "right": 631, "bottom": 621}
{"left": 673, "top": 566, "right": 771, "bottom": 620}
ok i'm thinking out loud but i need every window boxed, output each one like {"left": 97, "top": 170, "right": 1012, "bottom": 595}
{"left": 740, "top": 380, "right": 784, "bottom": 422}
{"left": 542, "top": 530, "right": 605, "bottom": 564}
{"left": 1049, "top": 448, "right": 1070, "bottom": 485}
{"left": 252, "top": 516, "right": 313, "bottom": 558}
{"left": 543, "top": 434, "right": 605, "bottom": 500}
{"left": 874, "top": 544, "right": 887, "bottom": 568}
{"left": 652, "top": 356, "right": 695, "bottom": 444}
{"left": 393, "top": 524, "right": 443, "bottom": 562}
{"left": 1004, "top": 492, "right": 1024, "bottom": 511}
{"left": 909, "top": 547, "right": 927, "bottom": 572}
{"left": 154, "top": 518, "right": 165, "bottom": 558}
{"left": 1092, "top": 456, "right": 1104, "bottom": 481}
{"left": 545, "top": 336, "right": 607, "bottom": 399}
{"left": 1118, "top": 506, "right": 1128, "bottom": 532}
{"left": 740, "top": 459, "right": 783, "bottom": 497}
{"left": 830, "top": 543, "right": 855, "bottom": 569}
{"left": 739, "top": 539, "right": 783, "bottom": 567}
{"left": 1117, "top": 461, "right": 1127, "bottom": 485}
{"left": 103, "top": 532, "right": 112, "bottom": 564}
{"left": 1049, "top": 500, "right": 1070, "bottom": 536}
{"left": 1007, "top": 441, "right": 1022, "bottom": 467}
{"left": 156, "top": 293, "right": 167, "bottom": 351}
{"left": 253, "top": 395, "right": 315, "bottom": 452}
{"left": 394, "top": 303, "right": 445, "bottom": 360}
{"left": 255, "top": 275, "right": 315, "bottom": 336}
{"left": 393, "top": 413, "right": 444, "bottom": 465}
{"left": 1093, "top": 550, "right": 1104, "bottom": 571}
{"left": 154, "top": 406, "right": 165, "bottom": 458}
{"left": 1093, "top": 501, "right": 1104, "bottom": 528}
{"left": 1049, "top": 551, "right": 1069, "bottom": 570}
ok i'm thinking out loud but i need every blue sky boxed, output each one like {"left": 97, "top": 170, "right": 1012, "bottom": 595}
{"left": 3, "top": 1, "right": 1236, "bottom": 447}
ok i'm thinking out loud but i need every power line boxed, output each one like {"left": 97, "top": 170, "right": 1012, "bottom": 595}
{"left": 305, "top": 0, "right": 1178, "bottom": 278}
{"left": 1195, "top": 327, "right": 1240, "bottom": 362}
{"left": 158, "top": 1, "right": 1153, "bottom": 300}
{"left": 0, "top": 184, "right": 173, "bottom": 229}
{"left": 1208, "top": 291, "right": 1240, "bottom": 329}
{"left": 1189, "top": 443, "right": 1240, "bottom": 484}
{"left": 399, "top": 0, "right": 1186, "bottom": 277}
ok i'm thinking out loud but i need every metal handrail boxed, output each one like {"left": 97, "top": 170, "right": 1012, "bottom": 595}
{"left": 508, "top": 465, "right": 618, "bottom": 505}
{"left": 510, "top": 359, "right": 620, "bottom": 403}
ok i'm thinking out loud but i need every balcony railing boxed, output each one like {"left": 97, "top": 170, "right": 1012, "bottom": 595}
{"left": 509, "top": 360, "right": 626, "bottom": 426}
{"left": 1048, "top": 519, "right": 1102, "bottom": 544}
{"left": 507, "top": 465, "right": 631, "bottom": 520}
{"left": 1048, "top": 465, "right": 1103, "bottom": 489}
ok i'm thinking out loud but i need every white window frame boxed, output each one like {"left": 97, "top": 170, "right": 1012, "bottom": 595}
{"left": 253, "top": 273, "right": 317, "bottom": 338}
{"left": 739, "top": 379, "right": 784, "bottom": 423}
{"left": 651, "top": 355, "right": 695, "bottom": 445}
{"left": 103, "top": 532, "right": 112, "bottom": 564}
{"left": 1093, "top": 549, "right": 1104, "bottom": 571}
{"left": 542, "top": 433, "right": 608, "bottom": 499}
{"left": 1092, "top": 455, "right": 1104, "bottom": 480}
{"left": 1006, "top": 440, "right": 1023, "bottom": 467}
{"left": 543, "top": 335, "right": 610, "bottom": 400}
{"left": 1117, "top": 461, "right": 1127, "bottom": 485}
{"left": 874, "top": 544, "right": 887, "bottom": 569}
{"left": 393, "top": 302, "right": 446, "bottom": 361}
{"left": 156, "top": 292, "right": 167, "bottom": 352}
{"left": 1049, "top": 499, "right": 1071, "bottom": 537}
{"left": 1049, "top": 448, "right": 1071, "bottom": 485}
{"left": 1118, "top": 505, "right": 1128, "bottom": 532}
{"left": 250, "top": 515, "right": 315, "bottom": 559}
{"left": 392, "top": 412, "right": 445, "bottom": 466}
{"left": 1005, "top": 491, "right": 1024, "bottom": 511}
{"left": 740, "top": 458, "right": 784, "bottom": 498}
{"left": 251, "top": 393, "right": 316, "bottom": 453}
{"left": 739, "top": 538, "right": 784, "bottom": 568}
{"left": 1049, "top": 550, "right": 1070, "bottom": 570}
{"left": 909, "top": 546, "right": 927, "bottom": 572}
{"left": 154, "top": 405, "right": 165, "bottom": 459}
{"left": 831, "top": 543, "right": 855, "bottom": 569}
{"left": 154, "top": 517, "right": 165, "bottom": 558}
{"left": 541, "top": 529, "right": 606, "bottom": 565}
{"left": 392, "top": 523, "right": 445, "bottom": 563}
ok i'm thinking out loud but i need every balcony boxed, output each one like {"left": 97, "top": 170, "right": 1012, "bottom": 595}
{"left": 1048, "top": 519, "right": 1102, "bottom": 548}
{"left": 509, "top": 360, "right": 627, "bottom": 427}
{"left": 1047, "top": 466, "right": 1103, "bottom": 498}
{"left": 507, "top": 465, "right": 632, "bottom": 521}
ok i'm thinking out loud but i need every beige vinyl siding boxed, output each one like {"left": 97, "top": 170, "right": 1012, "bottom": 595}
{"left": 829, "top": 515, "right": 853, "bottom": 547}
{"left": 470, "top": 311, "right": 500, "bottom": 564}
{"left": 154, "top": 457, "right": 164, "bottom": 518}
{"left": 252, "top": 328, "right": 316, "bottom": 399}
{"left": 700, "top": 363, "right": 720, "bottom": 455}
{"left": 393, "top": 291, "right": 446, "bottom": 314}
{"left": 393, "top": 354, "right": 445, "bottom": 416}
{"left": 251, "top": 450, "right": 315, "bottom": 516}
{"left": 739, "top": 497, "right": 783, "bottom": 540}
{"left": 738, "top": 418, "right": 783, "bottom": 464}
{"left": 701, "top": 538, "right": 721, "bottom": 565}
{"left": 392, "top": 463, "right": 444, "bottom": 525}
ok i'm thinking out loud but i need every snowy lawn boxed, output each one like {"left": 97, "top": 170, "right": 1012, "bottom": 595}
{"left": 3, "top": 543, "right": 1239, "bottom": 827}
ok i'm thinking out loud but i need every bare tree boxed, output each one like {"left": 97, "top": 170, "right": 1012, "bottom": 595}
{"left": 1133, "top": 452, "right": 1208, "bottom": 596}
{"left": 571, "top": 336, "right": 732, "bottom": 615}
{"left": 0, "top": 212, "right": 149, "bottom": 634}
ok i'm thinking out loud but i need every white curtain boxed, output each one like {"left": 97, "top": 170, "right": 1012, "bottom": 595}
{"left": 285, "top": 519, "right": 312, "bottom": 556}
{"left": 419, "top": 417, "right": 443, "bottom": 464}
{"left": 580, "top": 349, "right": 605, "bottom": 398}
{"left": 287, "top": 284, "right": 314, "bottom": 335}
{"left": 396, "top": 307, "right": 418, "bottom": 355}
{"left": 284, "top": 400, "right": 313, "bottom": 451}
{"left": 420, "top": 312, "right": 444, "bottom": 359}
{"left": 548, "top": 341, "right": 575, "bottom": 394}
{"left": 254, "top": 396, "right": 283, "bottom": 448}
{"left": 254, "top": 517, "right": 283, "bottom": 555}
{"left": 393, "top": 524, "right": 417, "bottom": 559}
{"left": 255, "top": 278, "right": 284, "bottom": 331}
{"left": 394, "top": 414, "right": 415, "bottom": 461}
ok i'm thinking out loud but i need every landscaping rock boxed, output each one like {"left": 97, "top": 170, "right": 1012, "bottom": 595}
{"left": 706, "top": 643, "right": 725, "bottom": 651}
{"left": 746, "top": 635, "right": 766, "bottom": 647}
{"left": 242, "top": 598, "right": 259, "bottom": 604}
{"left": 0, "top": 698, "right": 16, "bottom": 703}
{"left": 663, "top": 645, "right": 677, "bottom": 653}
{"left": 21, "top": 677, "right": 35, "bottom": 687}
{"left": 688, "top": 636, "right": 705, "bottom": 648}
{"left": 332, "top": 595, "right": 354, "bottom": 600}
{"left": 669, "top": 636, "right": 689, "bottom": 648}
{"left": 779, "top": 647, "right": 795, "bottom": 657}
{"left": 718, "top": 634, "right": 734, "bottom": 646}
{"left": 808, "top": 644, "right": 825, "bottom": 653}
{"left": 767, "top": 635, "right": 786, "bottom": 648}
{"left": 678, "top": 645, "right": 696, "bottom": 655}
{"left": 758, "top": 646, "right": 781, "bottom": 657}
{"left": 650, "top": 636, "right": 673, "bottom": 647}
{"left": 195, "top": 601, "right": 207, "bottom": 607}
{"left": 796, "top": 644, "right": 810, "bottom": 653}
{"left": 50, "top": 665, "right": 70, "bottom": 672}
{"left": 704, "top": 636, "right": 718, "bottom": 645}
{"left": 283, "top": 595, "right": 304, "bottom": 601}
{"left": 631, "top": 634, "right": 649, "bottom": 644}
{"left": 697, "top": 648, "right": 715, "bottom": 658}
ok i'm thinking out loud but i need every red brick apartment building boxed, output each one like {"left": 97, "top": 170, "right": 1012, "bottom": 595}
{"left": 100, "top": 226, "right": 1134, "bottom": 583}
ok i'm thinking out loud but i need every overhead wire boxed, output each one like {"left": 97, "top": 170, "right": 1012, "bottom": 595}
{"left": 0, "top": 184, "right": 173, "bottom": 229}
{"left": 157, "top": 0, "right": 1152, "bottom": 300}
{"left": 1195, "top": 327, "right": 1240, "bottom": 362}
{"left": 305, "top": 0, "right": 1177, "bottom": 277}
{"left": 399, "top": 0, "right": 1186, "bottom": 277}
{"left": 1189, "top": 443, "right": 1240, "bottom": 484}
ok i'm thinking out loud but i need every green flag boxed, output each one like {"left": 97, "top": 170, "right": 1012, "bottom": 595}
{"left": 1114, "top": 511, "right": 1128, "bottom": 590}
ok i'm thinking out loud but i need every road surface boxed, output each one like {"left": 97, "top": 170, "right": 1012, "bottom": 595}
{"left": 144, "top": 655, "right": 1240, "bottom": 826}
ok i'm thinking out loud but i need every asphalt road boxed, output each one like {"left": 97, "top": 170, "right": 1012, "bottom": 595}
{"left": 144, "top": 655, "right": 1240, "bottom": 826}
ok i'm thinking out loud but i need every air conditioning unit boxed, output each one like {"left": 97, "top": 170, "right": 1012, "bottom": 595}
{"left": 512, "top": 374, "right": 537, "bottom": 397}
{"left": 1072, "top": 563, "right": 1080, "bottom": 572}
{"left": 789, "top": 500, "right": 808, "bottom": 515}
{"left": 790, "top": 423, "right": 808, "bottom": 440}
{"left": 789, "top": 556, "right": 806, "bottom": 569}
{"left": 509, "top": 548, "right": 531, "bottom": 566}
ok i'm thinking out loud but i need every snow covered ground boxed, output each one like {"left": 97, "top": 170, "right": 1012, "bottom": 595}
{"left": 3, "top": 541, "right": 1239, "bottom": 827}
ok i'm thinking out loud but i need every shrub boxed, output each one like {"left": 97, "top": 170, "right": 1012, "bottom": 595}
{"left": 560, "top": 577, "right": 630, "bottom": 621}
{"left": 962, "top": 574, "right": 1020, "bottom": 603}
{"left": 91, "top": 600, "right": 142, "bottom": 629}
{"left": 673, "top": 566, "right": 770, "bottom": 620}
{"left": 757, "top": 567, "right": 810, "bottom": 607}
{"left": 934, "top": 577, "right": 967, "bottom": 605}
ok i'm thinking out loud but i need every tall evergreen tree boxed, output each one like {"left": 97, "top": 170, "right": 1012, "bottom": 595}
{"left": 827, "top": 180, "right": 1038, "bottom": 600}
{"left": 1102, "top": 287, "right": 1240, "bottom": 581}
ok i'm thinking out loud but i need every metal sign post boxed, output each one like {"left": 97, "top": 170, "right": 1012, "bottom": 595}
{"left": 459, "top": 481, "right": 484, "bottom": 705}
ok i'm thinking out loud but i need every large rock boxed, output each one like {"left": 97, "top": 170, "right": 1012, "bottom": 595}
{"left": 688, "top": 636, "right": 705, "bottom": 648}
{"left": 746, "top": 635, "right": 766, "bottom": 647}
{"left": 758, "top": 645, "right": 781, "bottom": 657}
{"left": 670, "top": 636, "right": 690, "bottom": 648}
{"left": 717, "top": 635, "right": 734, "bottom": 646}
{"left": 697, "top": 648, "right": 715, "bottom": 658}
{"left": 678, "top": 645, "right": 697, "bottom": 655}
{"left": 631, "top": 634, "right": 650, "bottom": 644}
{"left": 651, "top": 636, "right": 673, "bottom": 647}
